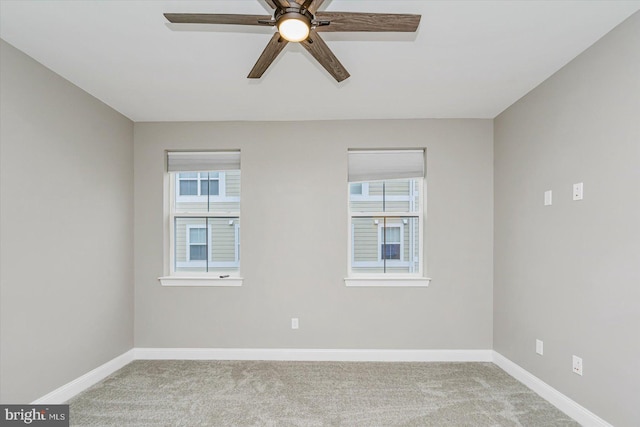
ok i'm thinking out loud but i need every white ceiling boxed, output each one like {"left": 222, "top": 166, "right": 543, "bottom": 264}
{"left": 1, "top": 1, "right": 638, "bottom": 122}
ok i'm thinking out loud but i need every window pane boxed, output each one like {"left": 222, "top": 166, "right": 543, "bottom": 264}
{"left": 173, "top": 170, "right": 240, "bottom": 213}
{"left": 350, "top": 183, "right": 362, "bottom": 195}
{"left": 189, "top": 227, "right": 206, "bottom": 244}
{"left": 205, "top": 179, "right": 219, "bottom": 196}
{"left": 384, "top": 227, "right": 401, "bottom": 243}
{"left": 351, "top": 216, "right": 420, "bottom": 274}
{"left": 174, "top": 216, "right": 240, "bottom": 273}
{"left": 206, "top": 217, "right": 240, "bottom": 273}
{"left": 179, "top": 180, "right": 198, "bottom": 196}
{"left": 349, "top": 178, "right": 420, "bottom": 213}
{"left": 351, "top": 217, "right": 384, "bottom": 274}
{"left": 381, "top": 244, "right": 401, "bottom": 260}
{"left": 179, "top": 172, "right": 197, "bottom": 179}
{"left": 175, "top": 217, "right": 208, "bottom": 273}
{"left": 190, "top": 245, "right": 207, "bottom": 260}
{"left": 381, "top": 225, "right": 401, "bottom": 260}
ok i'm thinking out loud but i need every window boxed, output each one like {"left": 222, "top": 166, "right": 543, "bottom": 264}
{"left": 380, "top": 223, "right": 401, "bottom": 260}
{"left": 346, "top": 149, "right": 429, "bottom": 287}
{"left": 177, "top": 172, "right": 225, "bottom": 199}
{"left": 160, "top": 151, "right": 241, "bottom": 286}
{"left": 349, "top": 182, "right": 369, "bottom": 197}
{"left": 188, "top": 225, "right": 207, "bottom": 260}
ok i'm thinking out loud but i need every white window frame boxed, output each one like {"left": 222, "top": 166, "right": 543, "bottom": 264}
{"left": 346, "top": 177, "right": 430, "bottom": 287}
{"left": 160, "top": 162, "right": 242, "bottom": 287}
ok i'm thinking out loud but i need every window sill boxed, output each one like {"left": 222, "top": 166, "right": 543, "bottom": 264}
{"left": 158, "top": 276, "right": 243, "bottom": 287}
{"left": 344, "top": 277, "right": 431, "bottom": 287}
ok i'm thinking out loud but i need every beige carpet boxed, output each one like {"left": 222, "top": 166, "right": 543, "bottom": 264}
{"left": 67, "top": 360, "right": 578, "bottom": 426}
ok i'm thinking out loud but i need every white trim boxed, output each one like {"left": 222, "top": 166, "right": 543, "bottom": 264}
{"left": 492, "top": 351, "right": 612, "bottom": 427}
{"left": 31, "top": 350, "right": 134, "bottom": 404}
{"left": 134, "top": 348, "right": 492, "bottom": 362}
{"left": 345, "top": 277, "right": 431, "bottom": 287}
{"left": 159, "top": 276, "right": 243, "bottom": 286}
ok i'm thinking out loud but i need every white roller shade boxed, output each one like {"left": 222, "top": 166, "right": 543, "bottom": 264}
{"left": 348, "top": 149, "right": 424, "bottom": 182}
{"left": 167, "top": 151, "right": 240, "bottom": 172}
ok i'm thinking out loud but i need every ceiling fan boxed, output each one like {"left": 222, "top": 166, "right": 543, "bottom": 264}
{"left": 164, "top": 0, "right": 421, "bottom": 82}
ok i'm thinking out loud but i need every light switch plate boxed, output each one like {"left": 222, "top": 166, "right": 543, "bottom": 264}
{"left": 544, "top": 191, "right": 552, "bottom": 206}
{"left": 536, "top": 339, "right": 544, "bottom": 355}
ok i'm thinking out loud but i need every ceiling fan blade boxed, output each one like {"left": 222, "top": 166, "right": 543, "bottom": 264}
{"left": 307, "top": 0, "right": 326, "bottom": 14}
{"left": 164, "top": 13, "right": 273, "bottom": 26}
{"left": 273, "top": 0, "right": 291, "bottom": 8}
{"left": 301, "top": 31, "right": 350, "bottom": 82}
{"left": 248, "top": 32, "right": 289, "bottom": 79}
{"left": 314, "top": 12, "right": 421, "bottom": 32}
{"left": 291, "top": 0, "right": 324, "bottom": 13}
{"left": 264, "top": 0, "right": 278, "bottom": 8}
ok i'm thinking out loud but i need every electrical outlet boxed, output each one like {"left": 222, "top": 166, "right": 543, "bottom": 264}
{"left": 291, "top": 318, "right": 299, "bottom": 330}
{"left": 536, "top": 339, "right": 543, "bottom": 355}
{"left": 573, "top": 183, "right": 584, "bottom": 201}
{"left": 572, "top": 355, "right": 583, "bottom": 375}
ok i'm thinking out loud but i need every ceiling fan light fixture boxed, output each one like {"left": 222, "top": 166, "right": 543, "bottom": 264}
{"left": 277, "top": 13, "right": 310, "bottom": 42}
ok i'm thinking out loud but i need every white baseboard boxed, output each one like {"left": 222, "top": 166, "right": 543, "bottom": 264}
{"left": 31, "top": 349, "right": 135, "bottom": 404}
{"left": 492, "top": 351, "right": 612, "bottom": 427}
{"left": 134, "top": 348, "right": 493, "bottom": 362}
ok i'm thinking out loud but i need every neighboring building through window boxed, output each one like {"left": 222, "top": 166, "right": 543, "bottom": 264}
{"left": 347, "top": 149, "right": 425, "bottom": 278}
{"left": 166, "top": 151, "right": 241, "bottom": 276}
{"left": 188, "top": 225, "right": 207, "bottom": 261}
{"left": 380, "top": 223, "right": 402, "bottom": 260}
{"left": 177, "top": 172, "right": 225, "bottom": 199}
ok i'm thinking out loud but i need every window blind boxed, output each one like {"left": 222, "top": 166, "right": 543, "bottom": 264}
{"left": 348, "top": 149, "right": 425, "bottom": 182}
{"left": 167, "top": 151, "right": 240, "bottom": 172}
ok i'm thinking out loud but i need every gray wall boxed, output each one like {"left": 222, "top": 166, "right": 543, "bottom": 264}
{"left": 494, "top": 12, "right": 640, "bottom": 427}
{"left": 0, "top": 40, "right": 134, "bottom": 403}
{"left": 134, "top": 119, "right": 493, "bottom": 349}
